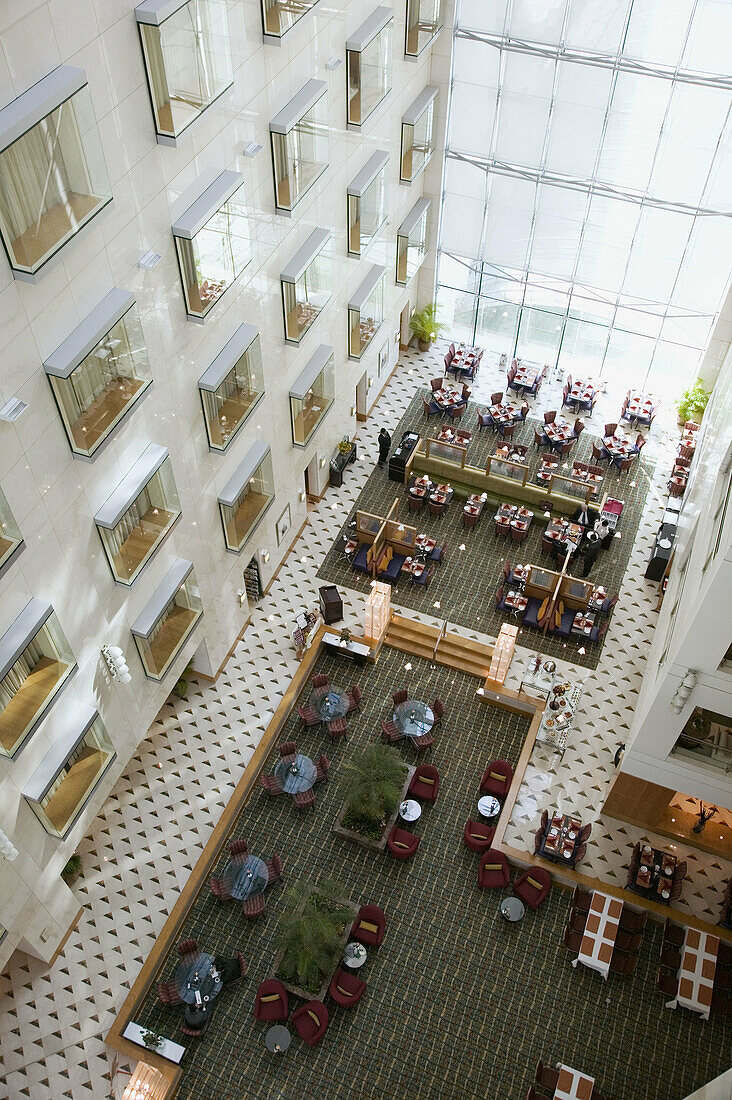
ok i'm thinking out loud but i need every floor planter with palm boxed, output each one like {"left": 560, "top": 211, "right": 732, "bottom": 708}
{"left": 333, "top": 742, "right": 412, "bottom": 851}
{"left": 409, "top": 303, "right": 444, "bottom": 353}
{"left": 272, "top": 877, "right": 357, "bottom": 1001}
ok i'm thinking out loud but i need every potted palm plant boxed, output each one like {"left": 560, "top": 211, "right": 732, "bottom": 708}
{"left": 273, "top": 877, "right": 356, "bottom": 999}
{"left": 333, "top": 742, "right": 412, "bottom": 850}
{"left": 409, "top": 302, "right": 444, "bottom": 352}
{"left": 675, "top": 377, "right": 710, "bottom": 426}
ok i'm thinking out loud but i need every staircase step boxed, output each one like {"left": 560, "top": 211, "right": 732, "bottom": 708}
{"left": 384, "top": 616, "right": 494, "bottom": 678}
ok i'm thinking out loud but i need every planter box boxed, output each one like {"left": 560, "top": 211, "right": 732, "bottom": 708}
{"left": 332, "top": 764, "right": 414, "bottom": 851}
{"left": 272, "top": 887, "right": 358, "bottom": 1003}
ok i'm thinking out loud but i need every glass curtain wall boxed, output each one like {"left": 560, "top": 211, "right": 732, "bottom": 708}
{"left": 27, "top": 715, "right": 115, "bottom": 838}
{"left": 199, "top": 336, "right": 264, "bottom": 451}
{"left": 261, "top": 0, "right": 317, "bottom": 39}
{"left": 349, "top": 272, "right": 385, "bottom": 358}
{"left": 281, "top": 245, "right": 333, "bottom": 342}
{"left": 437, "top": 0, "right": 732, "bottom": 402}
{"left": 97, "top": 458, "right": 181, "bottom": 584}
{"left": 219, "top": 452, "right": 275, "bottom": 552}
{"left": 133, "top": 570, "right": 202, "bottom": 680}
{"left": 138, "top": 0, "right": 233, "bottom": 142}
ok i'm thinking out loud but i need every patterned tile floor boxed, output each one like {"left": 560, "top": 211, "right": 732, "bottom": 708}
{"left": 0, "top": 341, "right": 728, "bottom": 1099}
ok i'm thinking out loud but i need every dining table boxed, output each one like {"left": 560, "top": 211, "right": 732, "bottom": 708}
{"left": 394, "top": 699, "right": 434, "bottom": 738}
{"left": 463, "top": 492, "right": 487, "bottom": 519}
{"left": 572, "top": 890, "right": 623, "bottom": 979}
{"left": 571, "top": 464, "right": 603, "bottom": 488}
{"left": 451, "top": 344, "right": 481, "bottom": 374}
{"left": 567, "top": 380, "right": 595, "bottom": 408}
{"left": 630, "top": 844, "right": 676, "bottom": 904}
{"left": 553, "top": 1064, "right": 595, "bottom": 1100}
{"left": 571, "top": 611, "right": 596, "bottom": 636}
{"left": 433, "top": 387, "right": 464, "bottom": 409}
{"left": 503, "top": 588, "right": 528, "bottom": 614}
{"left": 666, "top": 928, "right": 719, "bottom": 1020}
{"left": 545, "top": 421, "right": 575, "bottom": 442}
{"left": 275, "top": 754, "right": 317, "bottom": 794}
{"left": 222, "top": 854, "right": 269, "bottom": 900}
{"left": 311, "top": 686, "right": 349, "bottom": 721}
{"left": 587, "top": 586, "right": 607, "bottom": 612}
{"left": 174, "top": 950, "right": 224, "bottom": 1005}
{"left": 603, "top": 433, "right": 635, "bottom": 458}
{"left": 415, "top": 533, "right": 437, "bottom": 554}
{"left": 544, "top": 517, "right": 584, "bottom": 550}
{"left": 539, "top": 811, "right": 582, "bottom": 863}
{"left": 436, "top": 425, "right": 470, "bottom": 446}
{"left": 429, "top": 484, "right": 453, "bottom": 505}
{"left": 624, "top": 392, "right": 654, "bottom": 422}
{"left": 401, "top": 556, "right": 425, "bottom": 577}
{"left": 512, "top": 364, "right": 539, "bottom": 389}
{"left": 490, "top": 401, "right": 520, "bottom": 425}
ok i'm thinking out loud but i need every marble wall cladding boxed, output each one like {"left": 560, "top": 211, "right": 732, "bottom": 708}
{"left": 0, "top": 0, "right": 454, "bottom": 961}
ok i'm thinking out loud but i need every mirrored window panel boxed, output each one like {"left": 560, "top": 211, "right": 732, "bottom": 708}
{"left": 290, "top": 345, "right": 335, "bottom": 447}
{"left": 349, "top": 264, "right": 386, "bottom": 358}
{"left": 347, "top": 9, "right": 393, "bottom": 129}
{"left": 199, "top": 325, "right": 264, "bottom": 452}
{"left": 405, "top": 0, "right": 444, "bottom": 57}
{"left": 136, "top": 0, "right": 233, "bottom": 145}
{"left": 173, "top": 171, "right": 250, "bottom": 321}
{"left": 261, "top": 0, "right": 318, "bottom": 41}
{"left": 397, "top": 198, "right": 430, "bottom": 285}
{"left": 0, "top": 602, "right": 76, "bottom": 758}
{"left": 270, "top": 81, "right": 329, "bottom": 213}
{"left": 218, "top": 444, "right": 275, "bottom": 553}
{"left": 24, "top": 710, "right": 115, "bottom": 838}
{"left": 0, "top": 68, "right": 111, "bottom": 279}
{"left": 347, "top": 151, "right": 389, "bottom": 257}
{"left": 400, "top": 86, "right": 437, "bottom": 183}
{"left": 45, "top": 290, "right": 152, "bottom": 458}
{"left": 94, "top": 446, "right": 181, "bottom": 585}
{"left": 131, "top": 560, "right": 203, "bottom": 680}
{"left": 280, "top": 228, "right": 332, "bottom": 344}
{"left": 0, "top": 486, "right": 23, "bottom": 576}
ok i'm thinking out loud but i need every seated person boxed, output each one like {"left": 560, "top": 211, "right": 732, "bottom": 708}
{"left": 572, "top": 503, "right": 599, "bottom": 528}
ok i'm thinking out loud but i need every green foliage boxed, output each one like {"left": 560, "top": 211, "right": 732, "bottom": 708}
{"left": 341, "top": 742, "right": 406, "bottom": 829}
{"left": 62, "top": 853, "right": 82, "bottom": 878}
{"left": 140, "top": 1028, "right": 163, "bottom": 1051}
{"left": 276, "top": 878, "right": 351, "bottom": 993}
{"left": 172, "top": 662, "right": 193, "bottom": 700}
{"left": 409, "top": 302, "right": 444, "bottom": 344}
{"left": 675, "top": 377, "right": 710, "bottom": 424}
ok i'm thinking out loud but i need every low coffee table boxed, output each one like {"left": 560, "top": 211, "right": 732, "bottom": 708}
{"left": 343, "top": 942, "right": 367, "bottom": 969}
{"left": 478, "top": 795, "right": 501, "bottom": 819}
{"left": 399, "top": 798, "right": 422, "bottom": 822}
{"left": 500, "top": 896, "right": 525, "bottom": 923}
{"left": 265, "top": 1024, "right": 291, "bottom": 1053}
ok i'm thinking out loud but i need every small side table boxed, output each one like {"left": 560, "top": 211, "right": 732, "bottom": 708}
{"left": 478, "top": 795, "right": 501, "bottom": 819}
{"left": 343, "top": 942, "right": 367, "bottom": 969}
{"left": 500, "top": 896, "right": 525, "bottom": 923}
{"left": 399, "top": 799, "right": 422, "bottom": 823}
{"left": 265, "top": 1024, "right": 291, "bottom": 1053}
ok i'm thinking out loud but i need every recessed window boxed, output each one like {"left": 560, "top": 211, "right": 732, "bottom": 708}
{"left": 405, "top": 0, "right": 443, "bottom": 58}
{"left": 0, "top": 486, "right": 24, "bottom": 577}
{"left": 347, "top": 8, "right": 393, "bottom": 130}
{"left": 290, "top": 345, "right": 335, "bottom": 447}
{"left": 135, "top": 0, "right": 233, "bottom": 146}
{"left": 218, "top": 443, "right": 275, "bottom": 553}
{"left": 400, "top": 85, "right": 437, "bottom": 183}
{"left": 44, "top": 289, "right": 152, "bottom": 458}
{"left": 0, "top": 601, "right": 76, "bottom": 758}
{"left": 280, "top": 228, "right": 332, "bottom": 344}
{"left": 349, "top": 264, "right": 386, "bottom": 358}
{"left": 23, "top": 709, "right": 115, "bottom": 838}
{"left": 94, "top": 445, "right": 181, "bottom": 585}
{"left": 0, "top": 67, "right": 111, "bottom": 280}
{"left": 261, "top": 0, "right": 318, "bottom": 42}
{"left": 270, "top": 80, "right": 329, "bottom": 214}
{"left": 396, "top": 197, "right": 430, "bottom": 284}
{"left": 199, "top": 324, "right": 264, "bottom": 452}
{"left": 131, "top": 559, "right": 203, "bottom": 680}
{"left": 347, "top": 151, "right": 389, "bottom": 257}
{"left": 172, "top": 170, "right": 250, "bottom": 321}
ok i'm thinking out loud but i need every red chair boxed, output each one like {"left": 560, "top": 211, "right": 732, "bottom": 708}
{"left": 243, "top": 893, "right": 265, "bottom": 917}
{"left": 480, "top": 761, "right": 513, "bottom": 798}
{"left": 177, "top": 938, "right": 198, "bottom": 958}
{"left": 381, "top": 719, "right": 402, "bottom": 743}
{"left": 413, "top": 731, "right": 435, "bottom": 752}
{"left": 431, "top": 697, "right": 445, "bottom": 722}
{"left": 254, "top": 979, "right": 288, "bottom": 1021}
{"left": 298, "top": 704, "right": 320, "bottom": 728}
{"left": 294, "top": 788, "right": 315, "bottom": 810}
{"left": 266, "top": 854, "right": 283, "bottom": 884}
{"left": 209, "top": 875, "right": 233, "bottom": 900}
{"left": 572, "top": 885, "right": 592, "bottom": 912}
{"left": 347, "top": 684, "right": 362, "bottom": 712}
{"left": 409, "top": 764, "right": 439, "bottom": 802}
{"left": 657, "top": 969, "right": 678, "bottom": 997}
{"left": 327, "top": 717, "right": 347, "bottom": 741}
{"left": 329, "top": 968, "right": 366, "bottom": 1008}
{"left": 292, "top": 1000, "right": 329, "bottom": 1046}
{"left": 260, "top": 774, "right": 284, "bottom": 796}
{"left": 513, "top": 867, "right": 551, "bottom": 909}
{"left": 314, "top": 754, "right": 330, "bottom": 782}
{"left": 563, "top": 927, "right": 582, "bottom": 952}
{"left": 663, "top": 918, "right": 684, "bottom": 947}
{"left": 393, "top": 688, "right": 408, "bottom": 705}
{"left": 352, "top": 905, "right": 386, "bottom": 946}
{"left": 478, "top": 850, "right": 510, "bottom": 889}
{"left": 229, "top": 838, "right": 248, "bottom": 860}
{"left": 387, "top": 826, "right": 420, "bottom": 860}
{"left": 311, "top": 673, "right": 329, "bottom": 690}
{"left": 279, "top": 740, "right": 297, "bottom": 760}
{"left": 463, "top": 819, "right": 495, "bottom": 853}
{"left": 535, "top": 1061, "right": 559, "bottom": 1091}
{"left": 157, "top": 980, "right": 184, "bottom": 1005}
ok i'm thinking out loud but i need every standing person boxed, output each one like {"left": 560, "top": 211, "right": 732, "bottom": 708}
{"left": 582, "top": 530, "right": 601, "bottom": 577}
{"left": 378, "top": 427, "right": 391, "bottom": 466}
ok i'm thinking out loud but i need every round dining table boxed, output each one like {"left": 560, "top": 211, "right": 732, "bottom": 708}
{"left": 394, "top": 700, "right": 434, "bottom": 738}
{"left": 275, "top": 754, "right": 317, "bottom": 793}
{"left": 222, "top": 854, "right": 268, "bottom": 900}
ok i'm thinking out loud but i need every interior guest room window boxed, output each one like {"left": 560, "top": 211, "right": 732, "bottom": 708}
{"left": 346, "top": 8, "right": 393, "bottom": 130}
{"left": 198, "top": 324, "right": 264, "bottom": 451}
{"left": 135, "top": 0, "right": 233, "bottom": 146}
{"left": 270, "top": 80, "right": 329, "bottom": 214}
{"left": 23, "top": 709, "right": 115, "bottom": 838}
{"left": 261, "top": 0, "right": 318, "bottom": 42}
{"left": 218, "top": 442, "right": 275, "bottom": 552}
{"left": 347, "top": 150, "right": 389, "bottom": 256}
{"left": 0, "top": 486, "right": 24, "bottom": 577}
{"left": 396, "top": 197, "right": 430, "bottom": 284}
{"left": 131, "top": 559, "right": 203, "bottom": 680}
{"left": 0, "top": 600, "right": 76, "bottom": 758}
{"left": 0, "top": 66, "right": 111, "bottom": 280}
{"left": 172, "top": 170, "right": 250, "bottom": 321}
{"left": 289, "top": 345, "right": 335, "bottom": 447}
{"left": 348, "top": 264, "right": 386, "bottom": 358}
{"left": 280, "top": 228, "right": 332, "bottom": 344}
{"left": 44, "top": 289, "right": 152, "bottom": 458}
{"left": 400, "top": 85, "right": 438, "bottom": 183}
{"left": 405, "top": 0, "right": 443, "bottom": 58}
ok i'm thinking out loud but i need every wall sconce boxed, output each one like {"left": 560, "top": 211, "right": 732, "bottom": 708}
{"left": 102, "top": 645, "right": 132, "bottom": 684}
{"left": 299, "top": 490, "right": 307, "bottom": 502}
{"left": 236, "top": 588, "right": 246, "bottom": 607}
{"left": 0, "top": 827, "right": 18, "bottom": 861}
{"left": 138, "top": 250, "right": 162, "bottom": 269}
{"left": 367, "top": 377, "right": 374, "bottom": 388}
{"left": 350, "top": 405, "right": 357, "bottom": 416}
{"left": 670, "top": 669, "right": 697, "bottom": 713}
{"left": 319, "top": 457, "right": 326, "bottom": 468}
{"left": 261, "top": 550, "right": 270, "bottom": 564}
{"left": 325, "top": 57, "right": 343, "bottom": 70}
{"left": 0, "top": 397, "right": 29, "bottom": 422}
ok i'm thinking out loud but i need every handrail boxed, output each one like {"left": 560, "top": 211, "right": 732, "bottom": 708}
{"left": 433, "top": 619, "right": 447, "bottom": 662}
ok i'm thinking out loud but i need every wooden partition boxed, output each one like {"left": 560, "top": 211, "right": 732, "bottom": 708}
{"left": 355, "top": 510, "right": 382, "bottom": 542}
{"left": 424, "top": 437, "right": 468, "bottom": 466}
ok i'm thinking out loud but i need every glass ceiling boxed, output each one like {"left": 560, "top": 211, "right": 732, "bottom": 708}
{"left": 437, "top": 0, "right": 732, "bottom": 397}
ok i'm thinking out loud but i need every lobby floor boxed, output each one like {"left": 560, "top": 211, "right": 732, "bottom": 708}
{"left": 0, "top": 341, "right": 728, "bottom": 1099}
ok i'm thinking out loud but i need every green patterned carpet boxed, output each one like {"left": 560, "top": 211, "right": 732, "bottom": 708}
{"left": 134, "top": 647, "right": 729, "bottom": 1100}
{"left": 317, "top": 391, "right": 657, "bottom": 670}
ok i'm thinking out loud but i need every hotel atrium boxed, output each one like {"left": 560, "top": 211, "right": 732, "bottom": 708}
{"left": 0, "top": 1, "right": 730, "bottom": 1098}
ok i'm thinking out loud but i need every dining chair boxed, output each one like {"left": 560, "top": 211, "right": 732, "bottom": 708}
{"left": 314, "top": 754, "right": 330, "bottom": 783}
{"left": 477, "top": 410, "right": 493, "bottom": 431}
{"left": 327, "top": 717, "right": 347, "bottom": 740}
{"left": 544, "top": 410, "right": 556, "bottom": 424}
{"left": 463, "top": 509, "right": 479, "bottom": 528}
{"left": 604, "top": 422, "right": 617, "bottom": 437}
{"left": 430, "top": 377, "right": 443, "bottom": 391}
{"left": 428, "top": 499, "right": 447, "bottom": 517}
{"left": 490, "top": 391, "right": 503, "bottom": 406}
{"left": 614, "top": 454, "right": 636, "bottom": 475}
{"left": 497, "top": 421, "right": 515, "bottom": 440}
{"left": 293, "top": 788, "right": 315, "bottom": 810}
{"left": 494, "top": 518, "right": 511, "bottom": 540}
{"left": 510, "top": 524, "right": 528, "bottom": 545}
{"left": 534, "top": 426, "right": 549, "bottom": 451}
{"left": 393, "top": 688, "right": 408, "bottom": 705}
{"left": 563, "top": 927, "right": 583, "bottom": 953}
{"left": 229, "top": 838, "right": 249, "bottom": 860}
{"left": 260, "top": 774, "right": 284, "bottom": 796}
{"left": 177, "top": 937, "right": 199, "bottom": 958}
{"left": 266, "top": 854, "right": 283, "bottom": 884}
{"left": 447, "top": 404, "right": 465, "bottom": 422}
{"left": 408, "top": 495, "right": 424, "bottom": 513}
{"left": 279, "top": 740, "right": 297, "bottom": 759}
{"left": 412, "top": 564, "right": 436, "bottom": 588}
{"left": 381, "top": 720, "right": 402, "bottom": 744}
{"left": 561, "top": 385, "right": 572, "bottom": 409}
{"left": 209, "top": 875, "right": 233, "bottom": 901}
{"left": 243, "top": 892, "right": 266, "bottom": 917}
{"left": 592, "top": 441, "right": 610, "bottom": 463}
{"left": 573, "top": 419, "right": 585, "bottom": 438}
